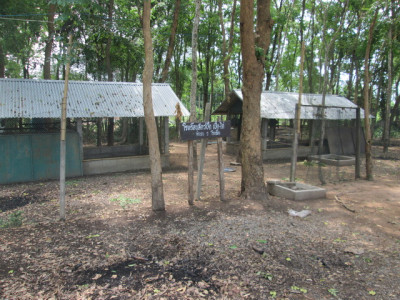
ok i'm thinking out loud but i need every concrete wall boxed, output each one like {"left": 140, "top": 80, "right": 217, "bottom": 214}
{"left": 0, "top": 132, "right": 82, "bottom": 184}
{"left": 83, "top": 143, "right": 144, "bottom": 159}
{"left": 83, "top": 154, "right": 170, "bottom": 175}
{"left": 226, "top": 142, "right": 315, "bottom": 160}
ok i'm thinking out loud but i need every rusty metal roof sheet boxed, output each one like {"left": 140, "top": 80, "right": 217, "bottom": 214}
{"left": 0, "top": 78, "right": 190, "bottom": 118}
{"left": 214, "top": 90, "right": 365, "bottom": 120}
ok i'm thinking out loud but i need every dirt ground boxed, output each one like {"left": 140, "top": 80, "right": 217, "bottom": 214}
{"left": 1, "top": 141, "right": 399, "bottom": 299}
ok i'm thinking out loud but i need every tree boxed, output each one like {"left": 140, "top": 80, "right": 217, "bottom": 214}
{"left": 43, "top": 2, "right": 56, "bottom": 79}
{"left": 218, "top": 0, "right": 237, "bottom": 102}
{"left": 158, "top": 0, "right": 181, "bottom": 83}
{"left": 239, "top": 0, "right": 273, "bottom": 199}
{"left": 106, "top": 0, "right": 115, "bottom": 146}
{"left": 142, "top": 0, "right": 165, "bottom": 211}
{"left": 187, "top": 0, "right": 201, "bottom": 205}
{"left": 363, "top": 10, "right": 378, "bottom": 180}
{"left": 383, "top": 0, "right": 394, "bottom": 156}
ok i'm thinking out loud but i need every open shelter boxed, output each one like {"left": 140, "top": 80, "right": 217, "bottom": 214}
{"left": 0, "top": 78, "right": 189, "bottom": 184}
{"left": 213, "top": 90, "right": 366, "bottom": 160}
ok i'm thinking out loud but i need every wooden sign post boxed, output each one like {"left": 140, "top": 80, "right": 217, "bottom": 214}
{"left": 180, "top": 120, "right": 231, "bottom": 203}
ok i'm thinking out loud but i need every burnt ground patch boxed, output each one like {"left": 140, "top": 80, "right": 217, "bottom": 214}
{"left": 68, "top": 256, "right": 219, "bottom": 293}
{"left": 0, "top": 190, "right": 47, "bottom": 212}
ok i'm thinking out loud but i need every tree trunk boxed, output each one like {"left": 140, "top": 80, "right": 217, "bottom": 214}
{"left": 106, "top": 0, "right": 115, "bottom": 146}
{"left": 239, "top": 0, "right": 272, "bottom": 200}
{"left": 159, "top": 0, "right": 181, "bottom": 83}
{"left": 317, "top": 0, "right": 348, "bottom": 184}
{"left": 389, "top": 94, "right": 400, "bottom": 130}
{"left": 383, "top": 1, "right": 394, "bottom": 156}
{"left": 43, "top": 3, "right": 56, "bottom": 79}
{"left": 218, "top": 0, "right": 228, "bottom": 100}
{"left": 187, "top": 0, "right": 201, "bottom": 206}
{"left": 190, "top": 0, "right": 201, "bottom": 123}
{"left": 42, "top": 3, "right": 57, "bottom": 130}
{"left": 363, "top": 12, "right": 378, "bottom": 180}
{"left": 142, "top": 0, "right": 165, "bottom": 211}
{"left": 306, "top": 1, "right": 315, "bottom": 93}
{"left": 0, "top": 43, "right": 5, "bottom": 78}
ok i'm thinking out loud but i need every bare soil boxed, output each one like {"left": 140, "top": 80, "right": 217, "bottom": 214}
{"left": 1, "top": 141, "right": 399, "bottom": 299}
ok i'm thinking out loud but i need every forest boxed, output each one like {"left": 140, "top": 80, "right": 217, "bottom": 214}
{"left": 1, "top": 0, "right": 399, "bottom": 135}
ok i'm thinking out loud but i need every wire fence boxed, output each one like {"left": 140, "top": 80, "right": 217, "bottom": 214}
{"left": 0, "top": 117, "right": 143, "bottom": 147}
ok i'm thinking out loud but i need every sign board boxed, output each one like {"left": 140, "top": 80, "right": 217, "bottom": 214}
{"left": 180, "top": 120, "right": 231, "bottom": 141}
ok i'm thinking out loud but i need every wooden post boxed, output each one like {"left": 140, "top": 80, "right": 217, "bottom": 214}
{"left": 164, "top": 117, "right": 169, "bottom": 154}
{"left": 261, "top": 118, "right": 268, "bottom": 150}
{"left": 290, "top": 104, "right": 300, "bottom": 182}
{"left": 60, "top": 34, "right": 72, "bottom": 221}
{"left": 217, "top": 117, "right": 225, "bottom": 201}
{"left": 355, "top": 107, "right": 361, "bottom": 179}
{"left": 188, "top": 140, "right": 195, "bottom": 205}
{"left": 196, "top": 102, "right": 211, "bottom": 200}
{"left": 139, "top": 117, "right": 144, "bottom": 153}
{"left": 76, "top": 118, "right": 83, "bottom": 163}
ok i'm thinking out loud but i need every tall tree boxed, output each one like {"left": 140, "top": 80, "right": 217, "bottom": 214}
{"left": 363, "top": 10, "right": 379, "bottom": 180}
{"left": 190, "top": 0, "right": 201, "bottom": 122}
{"left": 383, "top": 0, "right": 394, "bottom": 156}
{"left": 317, "top": 0, "right": 349, "bottom": 184}
{"left": 158, "top": 0, "right": 181, "bottom": 83}
{"left": 187, "top": 0, "right": 201, "bottom": 206}
{"left": 142, "top": 0, "right": 165, "bottom": 211}
{"left": 218, "top": 0, "right": 237, "bottom": 102}
{"left": 239, "top": 0, "right": 273, "bottom": 199}
{"left": 106, "top": 0, "right": 115, "bottom": 146}
{"left": 43, "top": 2, "right": 56, "bottom": 79}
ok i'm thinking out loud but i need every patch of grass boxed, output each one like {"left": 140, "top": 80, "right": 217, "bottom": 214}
{"left": 333, "top": 238, "right": 347, "bottom": 243}
{"left": 86, "top": 234, "right": 100, "bottom": 239}
{"left": 256, "top": 271, "right": 273, "bottom": 281}
{"left": 0, "top": 211, "right": 23, "bottom": 228}
{"left": 110, "top": 195, "right": 141, "bottom": 209}
{"left": 66, "top": 180, "right": 80, "bottom": 187}
{"left": 328, "top": 288, "right": 338, "bottom": 297}
{"left": 291, "top": 286, "right": 307, "bottom": 293}
{"left": 256, "top": 239, "right": 267, "bottom": 244}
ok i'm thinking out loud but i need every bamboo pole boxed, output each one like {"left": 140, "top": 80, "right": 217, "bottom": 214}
{"left": 60, "top": 34, "right": 72, "bottom": 221}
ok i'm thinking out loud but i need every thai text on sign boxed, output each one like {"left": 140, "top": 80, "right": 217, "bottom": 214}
{"left": 180, "top": 121, "right": 231, "bottom": 141}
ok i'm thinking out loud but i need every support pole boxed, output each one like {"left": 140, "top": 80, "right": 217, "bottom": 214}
{"left": 355, "top": 107, "right": 361, "bottom": 179}
{"left": 217, "top": 117, "right": 225, "bottom": 201}
{"left": 164, "top": 117, "right": 169, "bottom": 155}
{"left": 60, "top": 34, "right": 72, "bottom": 221}
{"left": 188, "top": 140, "right": 195, "bottom": 205}
{"left": 290, "top": 104, "right": 300, "bottom": 182}
{"left": 76, "top": 118, "right": 83, "bottom": 166}
{"left": 139, "top": 117, "right": 144, "bottom": 154}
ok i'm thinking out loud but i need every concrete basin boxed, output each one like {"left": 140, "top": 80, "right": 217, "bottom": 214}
{"left": 308, "top": 154, "right": 356, "bottom": 166}
{"left": 267, "top": 180, "right": 326, "bottom": 201}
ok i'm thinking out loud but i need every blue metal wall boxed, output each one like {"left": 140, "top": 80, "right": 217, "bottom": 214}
{"left": 0, "top": 132, "right": 83, "bottom": 184}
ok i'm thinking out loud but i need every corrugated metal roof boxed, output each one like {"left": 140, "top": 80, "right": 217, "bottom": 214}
{"left": 0, "top": 78, "right": 190, "bottom": 118}
{"left": 214, "top": 90, "right": 365, "bottom": 120}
